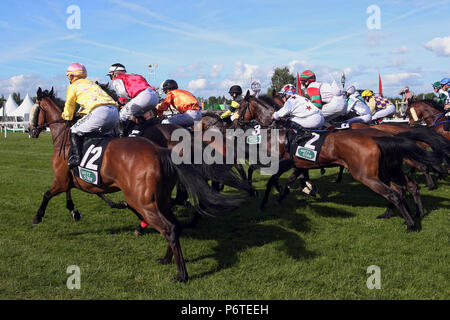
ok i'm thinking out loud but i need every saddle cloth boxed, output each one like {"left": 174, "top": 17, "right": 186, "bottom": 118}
{"left": 72, "top": 136, "right": 114, "bottom": 186}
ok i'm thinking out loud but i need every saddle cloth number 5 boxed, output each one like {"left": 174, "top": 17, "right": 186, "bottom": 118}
{"left": 80, "top": 145, "right": 102, "bottom": 171}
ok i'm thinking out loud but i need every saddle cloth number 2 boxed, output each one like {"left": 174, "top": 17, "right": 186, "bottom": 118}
{"left": 80, "top": 145, "right": 102, "bottom": 171}
{"left": 304, "top": 133, "right": 320, "bottom": 150}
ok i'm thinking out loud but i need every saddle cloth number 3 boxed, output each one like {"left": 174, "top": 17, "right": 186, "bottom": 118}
{"left": 80, "top": 144, "right": 102, "bottom": 171}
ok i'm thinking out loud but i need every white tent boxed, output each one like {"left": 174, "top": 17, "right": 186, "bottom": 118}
{"left": 1, "top": 94, "right": 19, "bottom": 116}
{"left": 9, "top": 94, "right": 34, "bottom": 121}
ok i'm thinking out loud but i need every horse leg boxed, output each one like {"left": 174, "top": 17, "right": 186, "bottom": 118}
{"left": 335, "top": 165, "right": 344, "bottom": 183}
{"left": 66, "top": 191, "right": 82, "bottom": 222}
{"left": 33, "top": 181, "right": 68, "bottom": 225}
{"left": 278, "top": 170, "right": 298, "bottom": 203}
{"left": 260, "top": 160, "right": 293, "bottom": 211}
{"left": 97, "top": 193, "right": 128, "bottom": 210}
{"left": 404, "top": 175, "right": 426, "bottom": 219}
{"left": 424, "top": 169, "right": 437, "bottom": 191}
{"left": 377, "top": 202, "right": 395, "bottom": 219}
{"left": 235, "top": 163, "right": 248, "bottom": 181}
{"left": 356, "top": 176, "right": 416, "bottom": 232}
{"left": 144, "top": 206, "right": 188, "bottom": 282}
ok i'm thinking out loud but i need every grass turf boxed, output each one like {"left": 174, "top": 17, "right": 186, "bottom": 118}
{"left": 0, "top": 132, "right": 448, "bottom": 299}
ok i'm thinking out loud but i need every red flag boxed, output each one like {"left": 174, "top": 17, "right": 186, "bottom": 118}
{"left": 297, "top": 72, "right": 302, "bottom": 96}
{"left": 378, "top": 73, "right": 383, "bottom": 97}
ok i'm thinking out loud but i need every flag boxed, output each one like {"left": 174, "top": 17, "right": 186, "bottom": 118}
{"left": 378, "top": 73, "right": 383, "bottom": 97}
{"left": 297, "top": 72, "right": 302, "bottom": 96}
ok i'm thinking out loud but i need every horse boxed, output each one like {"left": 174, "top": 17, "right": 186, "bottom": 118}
{"left": 350, "top": 122, "right": 450, "bottom": 189}
{"left": 29, "top": 87, "right": 248, "bottom": 282}
{"left": 407, "top": 99, "right": 450, "bottom": 140}
{"left": 234, "top": 94, "right": 444, "bottom": 231}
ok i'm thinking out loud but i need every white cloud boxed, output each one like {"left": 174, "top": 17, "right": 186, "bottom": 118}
{"left": 382, "top": 72, "right": 422, "bottom": 86}
{"left": 188, "top": 78, "right": 208, "bottom": 91}
{"left": 366, "top": 32, "right": 392, "bottom": 47}
{"left": 424, "top": 36, "right": 450, "bottom": 57}
{"left": 210, "top": 64, "right": 224, "bottom": 78}
{"left": 391, "top": 45, "right": 409, "bottom": 54}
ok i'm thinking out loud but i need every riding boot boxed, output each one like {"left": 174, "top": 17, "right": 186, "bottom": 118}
{"left": 444, "top": 117, "right": 450, "bottom": 131}
{"left": 68, "top": 133, "right": 84, "bottom": 169}
{"left": 119, "top": 119, "right": 134, "bottom": 137}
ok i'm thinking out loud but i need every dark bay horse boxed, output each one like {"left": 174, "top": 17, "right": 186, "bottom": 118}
{"left": 350, "top": 122, "right": 450, "bottom": 189}
{"left": 29, "top": 88, "right": 247, "bottom": 282}
{"left": 234, "top": 95, "right": 443, "bottom": 231}
{"left": 407, "top": 100, "right": 450, "bottom": 140}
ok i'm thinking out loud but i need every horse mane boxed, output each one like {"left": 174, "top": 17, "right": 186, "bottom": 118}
{"left": 37, "top": 88, "right": 65, "bottom": 110}
{"left": 201, "top": 110, "right": 222, "bottom": 119}
{"left": 96, "top": 81, "right": 119, "bottom": 102}
{"left": 257, "top": 94, "right": 280, "bottom": 111}
{"left": 412, "top": 99, "right": 445, "bottom": 112}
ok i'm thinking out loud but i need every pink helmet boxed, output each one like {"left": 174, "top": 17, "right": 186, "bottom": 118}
{"left": 66, "top": 63, "right": 87, "bottom": 78}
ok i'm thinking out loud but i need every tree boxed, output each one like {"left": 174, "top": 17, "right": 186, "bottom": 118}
{"left": 12, "top": 92, "right": 23, "bottom": 105}
{"left": 270, "top": 67, "right": 296, "bottom": 93}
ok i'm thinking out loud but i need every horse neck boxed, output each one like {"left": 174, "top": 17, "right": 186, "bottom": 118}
{"left": 251, "top": 100, "right": 274, "bottom": 126}
{"left": 42, "top": 99, "right": 69, "bottom": 147}
{"left": 419, "top": 104, "right": 441, "bottom": 126}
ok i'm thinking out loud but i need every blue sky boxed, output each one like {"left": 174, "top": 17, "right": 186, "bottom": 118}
{"left": 1, "top": 0, "right": 449, "bottom": 99}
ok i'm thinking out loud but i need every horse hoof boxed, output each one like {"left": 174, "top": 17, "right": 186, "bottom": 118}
{"left": 157, "top": 258, "right": 172, "bottom": 265}
{"left": 71, "top": 210, "right": 82, "bottom": 222}
{"left": 171, "top": 275, "right": 188, "bottom": 283}
{"left": 32, "top": 216, "right": 42, "bottom": 225}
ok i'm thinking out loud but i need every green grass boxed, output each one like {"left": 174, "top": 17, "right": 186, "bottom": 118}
{"left": 0, "top": 132, "right": 449, "bottom": 299}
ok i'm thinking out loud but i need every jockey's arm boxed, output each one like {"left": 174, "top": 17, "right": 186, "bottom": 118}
{"left": 305, "top": 87, "right": 322, "bottom": 108}
{"left": 272, "top": 103, "right": 292, "bottom": 120}
{"left": 61, "top": 85, "right": 77, "bottom": 121}
{"left": 220, "top": 109, "right": 233, "bottom": 119}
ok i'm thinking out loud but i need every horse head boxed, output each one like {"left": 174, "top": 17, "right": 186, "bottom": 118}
{"left": 29, "top": 87, "right": 62, "bottom": 138}
{"left": 407, "top": 100, "right": 444, "bottom": 127}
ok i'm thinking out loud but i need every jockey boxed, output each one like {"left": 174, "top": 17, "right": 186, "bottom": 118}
{"left": 271, "top": 84, "right": 325, "bottom": 131}
{"left": 343, "top": 86, "right": 372, "bottom": 125}
{"left": 107, "top": 63, "right": 159, "bottom": 137}
{"left": 361, "top": 90, "right": 396, "bottom": 122}
{"left": 156, "top": 79, "right": 202, "bottom": 127}
{"left": 441, "top": 78, "right": 450, "bottom": 131}
{"left": 62, "top": 63, "right": 119, "bottom": 168}
{"left": 299, "top": 70, "right": 347, "bottom": 122}
{"left": 432, "top": 81, "right": 447, "bottom": 106}
{"left": 220, "top": 85, "right": 243, "bottom": 123}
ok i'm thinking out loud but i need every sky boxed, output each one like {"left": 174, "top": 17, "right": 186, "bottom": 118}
{"left": 0, "top": 0, "right": 449, "bottom": 100}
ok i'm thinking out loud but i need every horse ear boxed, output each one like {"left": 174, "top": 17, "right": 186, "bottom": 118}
{"left": 245, "top": 90, "right": 251, "bottom": 100}
{"left": 272, "top": 89, "right": 276, "bottom": 98}
{"left": 37, "top": 87, "right": 42, "bottom": 98}
{"left": 50, "top": 87, "right": 54, "bottom": 96}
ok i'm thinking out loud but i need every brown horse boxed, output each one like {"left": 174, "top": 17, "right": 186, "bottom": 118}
{"left": 350, "top": 122, "right": 450, "bottom": 189}
{"left": 29, "top": 88, "right": 246, "bottom": 282}
{"left": 234, "top": 95, "right": 443, "bottom": 231}
{"left": 407, "top": 99, "right": 450, "bottom": 140}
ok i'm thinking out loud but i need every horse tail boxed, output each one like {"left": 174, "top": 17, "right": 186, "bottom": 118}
{"left": 393, "top": 127, "right": 450, "bottom": 166}
{"left": 373, "top": 136, "right": 444, "bottom": 178}
{"left": 158, "top": 149, "right": 244, "bottom": 215}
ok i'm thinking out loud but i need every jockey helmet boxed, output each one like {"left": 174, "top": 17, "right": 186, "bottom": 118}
{"left": 440, "top": 78, "right": 450, "bottom": 86}
{"left": 162, "top": 79, "right": 178, "bottom": 93}
{"left": 299, "top": 70, "right": 316, "bottom": 82}
{"left": 107, "top": 63, "right": 127, "bottom": 78}
{"left": 361, "top": 90, "right": 373, "bottom": 98}
{"left": 67, "top": 63, "right": 87, "bottom": 79}
{"left": 346, "top": 86, "right": 356, "bottom": 95}
{"left": 432, "top": 81, "right": 442, "bottom": 89}
{"left": 279, "top": 84, "right": 297, "bottom": 97}
{"left": 229, "top": 85, "right": 243, "bottom": 96}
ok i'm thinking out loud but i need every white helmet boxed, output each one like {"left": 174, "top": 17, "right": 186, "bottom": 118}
{"left": 346, "top": 86, "right": 356, "bottom": 95}
{"left": 107, "top": 63, "right": 127, "bottom": 78}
